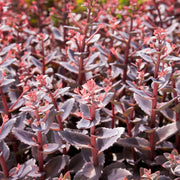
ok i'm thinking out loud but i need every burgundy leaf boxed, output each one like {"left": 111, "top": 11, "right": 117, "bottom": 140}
{"left": 0, "top": 118, "right": 16, "bottom": 141}
{"left": 44, "top": 155, "right": 69, "bottom": 178}
{"left": 117, "top": 137, "right": 150, "bottom": 151}
{"left": 60, "top": 128, "right": 91, "bottom": 148}
{"left": 12, "top": 127, "right": 37, "bottom": 146}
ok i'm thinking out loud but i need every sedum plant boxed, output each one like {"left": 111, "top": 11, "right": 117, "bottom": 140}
{"left": 0, "top": 0, "right": 179, "bottom": 179}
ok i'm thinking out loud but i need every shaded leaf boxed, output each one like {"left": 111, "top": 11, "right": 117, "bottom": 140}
{"left": 0, "top": 118, "right": 16, "bottom": 141}
{"left": 29, "top": 56, "right": 42, "bottom": 68}
{"left": 101, "top": 166, "right": 132, "bottom": 180}
{"left": 95, "top": 127, "right": 124, "bottom": 139}
{"left": 87, "top": 34, "right": 101, "bottom": 44}
{"left": 86, "top": 52, "right": 100, "bottom": 66}
{"left": 59, "top": 62, "right": 78, "bottom": 74}
{"left": 44, "top": 155, "right": 69, "bottom": 178}
{"left": 155, "top": 97, "right": 177, "bottom": 111}
{"left": 0, "top": 43, "right": 16, "bottom": 56}
{"left": 160, "top": 108, "right": 176, "bottom": 122}
{"left": 74, "top": 162, "right": 101, "bottom": 180}
{"left": 69, "top": 153, "right": 85, "bottom": 173}
{"left": 0, "top": 58, "right": 16, "bottom": 68}
{"left": 52, "top": 27, "right": 63, "bottom": 41}
{"left": 138, "top": 52, "right": 153, "bottom": 63}
{"left": 1, "top": 79, "right": 15, "bottom": 86}
{"left": 97, "top": 127, "right": 125, "bottom": 153}
{"left": 43, "top": 143, "right": 59, "bottom": 154}
{"left": 60, "top": 98, "right": 75, "bottom": 121}
{"left": 117, "top": 137, "right": 150, "bottom": 151}
{"left": 155, "top": 121, "right": 180, "bottom": 145}
{"left": 60, "top": 128, "right": 91, "bottom": 148}
{"left": 101, "top": 92, "right": 114, "bottom": 107}
{"left": 77, "top": 109, "right": 101, "bottom": 129}
{"left": 0, "top": 141, "right": 9, "bottom": 161}
{"left": 134, "top": 93, "right": 152, "bottom": 116}
{"left": 67, "top": 49, "right": 77, "bottom": 63}
{"left": 173, "top": 165, "right": 180, "bottom": 176}
{"left": 55, "top": 73, "right": 76, "bottom": 84}
{"left": 12, "top": 127, "right": 37, "bottom": 146}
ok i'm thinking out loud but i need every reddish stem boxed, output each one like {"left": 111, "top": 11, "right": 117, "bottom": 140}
{"left": 89, "top": 104, "right": 98, "bottom": 166}
{"left": 78, "top": 1, "right": 92, "bottom": 86}
{"left": 0, "top": 87, "right": 10, "bottom": 117}
{"left": 153, "top": 0, "right": 163, "bottom": 27}
{"left": 149, "top": 50, "right": 161, "bottom": 160}
{"left": 35, "top": 108, "right": 44, "bottom": 179}
{"left": 122, "top": 16, "right": 133, "bottom": 84}
{"left": 111, "top": 103, "right": 115, "bottom": 128}
{"left": 41, "top": 39, "right": 45, "bottom": 75}
{"left": 48, "top": 90, "right": 63, "bottom": 130}
{"left": 0, "top": 150, "right": 9, "bottom": 178}
{"left": 90, "top": 126, "right": 98, "bottom": 166}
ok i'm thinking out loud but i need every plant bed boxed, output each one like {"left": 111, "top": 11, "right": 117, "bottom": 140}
{"left": 0, "top": 0, "right": 180, "bottom": 179}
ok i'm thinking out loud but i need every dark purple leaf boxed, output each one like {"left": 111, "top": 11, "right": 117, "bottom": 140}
{"left": 155, "top": 121, "right": 180, "bottom": 145}
{"left": 52, "top": 27, "right": 63, "bottom": 41}
{"left": 43, "top": 143, "right": 59, "bottom": 154}
{"left": 101, "top": 167, "right": 132, "bottom": 180}
{"left": 12, "top": 127, "right": 37, "bottom": 146}
{"left": 59, "top": 62, "right": 78, "bottom": 74}
{"left": 160, "top": 108, "right": 176, "bottom": 122}
{"left": 155, "top": 97, "right": 177, "bottom": 111}
{"left": 44, "top": 155, "right": 69, "bottom": 178}
{"left": 67, "top": 49, "right": 77, "bottom": 63}
{"left": 173, "top": 165, "right": 180, "bottom": 176}
{"left": 54, "top": 87, "right": 70, "bottom": 99}
{"left": 60, "top": 128, "right": 91, "bottom": 148}
{"left": 55, "top": 73, "right": 76, "bottom": 84}
{"left": 60, "top": 98, "right": 75, "bottom": 121}
{"left": 0, "top": 43, "right": 16, "bottom": 56}
{"left": 86, "top": 52, "right": 100, "bottom": 66}
{"left": 46, "top": 50, "right": 57, "bottom": 64}
{"left": 0, "top": 58, "right": 16, "bottom": 67}
{"left": 117, "top": 137, "right": 150, "bottom": 151}
{"left": 159, "top": 176, "right": 171, "bottom": 180}
{"left": 86, "top": 34, "right": 101, "bottom": 44}
{"left": 0, "top": 141, "right": 9, "bottom": 161}
{"left": 134, "top": 93, "right": 152, "bottom": 116}
{"left": 0, "top": 118, "right": 16, "bottom": 141}
{"left": 97, "top": 127, "right": 125, "bottom": 153}
{"left": 138, "top": 52, "right": 153, "bottom": 63}
{"left": 74, "top": 162, "right": 102, "bottom": 180}
{"left": 69, "top": 153, "right": 85, "bottom": 173}
{"left": 77, "top": 109, "right": 101, "bottom": 129}
{"left": 29, "top": 56, "right": 42, "bottom": 68}
{"left": 101, "top": 92, "right": 114, "bottom": 107}
{"left": 1, "top": 79, "right": 15, "bottom": 87}
{"left": 95, "top": 127, "right": 124, "bottom": 139}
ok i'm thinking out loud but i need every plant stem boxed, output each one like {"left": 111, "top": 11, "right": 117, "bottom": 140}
{"left": 90, "top": 126, "right": 98, "bottom": 166}
{"left": 0, "top": 87, "right": 10, "bottom": 117}
{"left": 172, "top": 74, "right": 180, "bottom": 149}
{"left": 78, "top": 1, "right": 92, "bottom": 86}
{"left": 122, "top": 16, "right": 133, "bottom": 84}
{"left": 0, "top": 150, "right": 9, "bottom": 178}
{"left": 0, "top": 87, "right": 20, "bottom": 162}
{"left": 35, "top": 108, "right": 44, "bottom": 179}
{"left": 111, "top": 103, "right": 115, "bottom": 128}
{"left": 153, "top": 0, "right": 163, "bottom": 27}
{"left": 41, "top": 39, "right": 45, "bottom": 75}
{"left": 89, "top": 104, "right": 98, "bottom": 166}
{"left": 149, "top": 51, "right": 161, "bottom": 160}
{"left": 48, "top": 90, "right": 63, "bottom": 130}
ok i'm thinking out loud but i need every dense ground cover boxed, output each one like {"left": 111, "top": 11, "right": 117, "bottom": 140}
{"left": 0, "top": 0, "right": 180, "bottom": 179}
